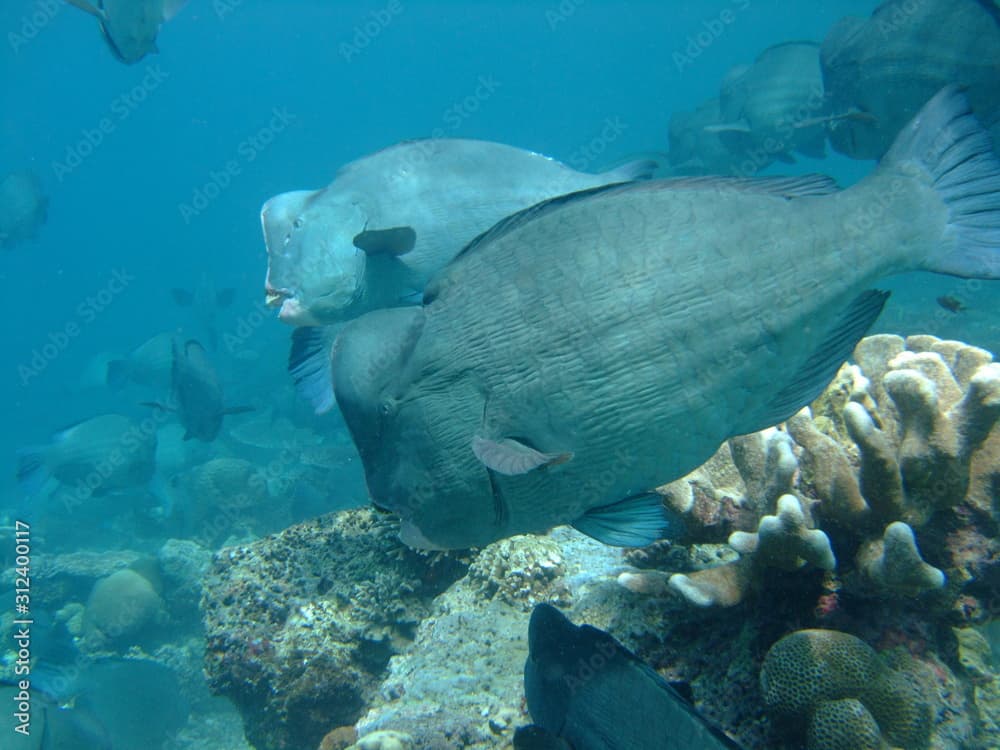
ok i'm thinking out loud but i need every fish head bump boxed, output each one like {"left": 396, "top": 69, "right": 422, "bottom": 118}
{"left": 262, "top": 189, "right": 369, "bottom": 326}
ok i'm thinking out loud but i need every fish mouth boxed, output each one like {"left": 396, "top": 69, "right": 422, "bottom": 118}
{"left": 265, "top": 286, "right": 293, "bottom": 308}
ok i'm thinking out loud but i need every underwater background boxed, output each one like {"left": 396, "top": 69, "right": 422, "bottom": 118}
{"left": 2, "top": 1, "right": 1000, "bottom": 749}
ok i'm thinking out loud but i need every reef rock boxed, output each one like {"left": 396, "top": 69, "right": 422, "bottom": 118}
{"left": 200, "top": 508, "right": 467, "bottom": 750}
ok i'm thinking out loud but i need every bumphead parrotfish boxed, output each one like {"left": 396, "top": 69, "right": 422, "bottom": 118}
{"left": 517, "top": 603, "right": 744, "bottom": 750}
{"left": 262, "top": 138, "right": 657, "bottom": 328}
{"left": 821, "top": 0, "right": 1000, "bottom": 160}
{"left": 331, "top": 87, "right": 1000, "bottom": 551}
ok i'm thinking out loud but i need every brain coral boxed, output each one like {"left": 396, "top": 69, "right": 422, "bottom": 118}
{"left": 82, "top": 568, "right": 164, "bottom": 647}
{"left": 761, "top": 628, "right": 931, "bottom": 750}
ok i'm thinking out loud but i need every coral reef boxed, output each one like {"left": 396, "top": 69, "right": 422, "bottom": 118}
{"left": 662, "top": 334, "right": 999, "bottom": 610}
{"left": 200, "top": 508, "right": 468, "bottom": 750}
{"left": 197, "top": 335, "right": 998, "bottom": 750}
{"left": 81, "top": 568, "right": 166, "bottom": 650}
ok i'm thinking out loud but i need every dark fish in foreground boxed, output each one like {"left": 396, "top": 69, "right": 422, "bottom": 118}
{"left": 516, "top": 603, "right": 743, "bottom": 750}
{"left": 145, "top": 339, "right": 252, "bottom": 442}
{"left": 331, "top": 87, "right": 1000, "bottom": 550}
{"left": 63, "top": 0, "right": 189, "bottom": 64}
{"left": 0, "top": 170, "right": 48, "bottom": 249}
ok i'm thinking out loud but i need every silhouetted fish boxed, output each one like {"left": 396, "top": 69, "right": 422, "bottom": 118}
{"left": 518, "top": 603, "right": 743, "bottom": 749}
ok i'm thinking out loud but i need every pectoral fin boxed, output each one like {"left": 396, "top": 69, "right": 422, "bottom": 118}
{"left": 471, "top": 436, "right": 573, "bottom": 476}
{"left": 571, "top": 492, "right": 679, "bottom": 547}
{"left": 353, "top": 226, "right": 417, "bottom": 256}
{"left": 703, "top": 120, "right": 751, "bottom": 134}
{"left": 288, "top": 325, "right": 338, "bottom": 414}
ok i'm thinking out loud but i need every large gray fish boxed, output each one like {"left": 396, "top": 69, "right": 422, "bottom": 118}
{"left": 821, "top": 0, "right": 1000, "bottom": 160}
{"left": 262, "top": 138, "right": 657, "bottom": 327}
{"left": 331, "top": 87, "right": 1000, "bottom": 550}
{"left": 709, "top": 42, "right": 837, "bottom": 162}
{"left": 516, "top": 603, "right": 743, "bottom": 750}
{"left": 148, "top": 339, "right": 252, "bottom": 442}
{"left": 16, "top": 414, "right": 157, "bottom": 495}
{"left": 0, "top": 170, "right": 48, "bottom": 249}
{"left": 63, "top": 0, "right": 188, "bottom": 64}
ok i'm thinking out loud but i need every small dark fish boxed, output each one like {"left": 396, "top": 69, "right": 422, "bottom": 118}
{"left": 63, "top": 0, "right": 189, "bottom": 64}
{"left": 518, "top": 603, "right": 744, "bottom": 749}
{"left": 936, "top": 294, "right": 966, "bottom": 313}
{"left": 145, "top": 339, "right": 252, "bottom": 442}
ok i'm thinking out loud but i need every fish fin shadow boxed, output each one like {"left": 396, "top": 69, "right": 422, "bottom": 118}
{"left": 756, "top": 288, "right": 889, "bottom": 429}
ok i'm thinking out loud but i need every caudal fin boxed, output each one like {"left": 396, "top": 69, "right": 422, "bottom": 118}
{"left": 882, "top": 85, "right": 1000, "bottom": 279}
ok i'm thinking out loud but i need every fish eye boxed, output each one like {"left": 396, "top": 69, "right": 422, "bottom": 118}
{"left": 293, "top": 218, "right": 303, "bottom": 229}
{"left": 379, "top": 399, "right": 396, "bottom": 418}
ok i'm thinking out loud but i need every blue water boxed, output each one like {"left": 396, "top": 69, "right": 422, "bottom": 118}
{"left": 2, "top": 1, "right": 999, "bottom": 748}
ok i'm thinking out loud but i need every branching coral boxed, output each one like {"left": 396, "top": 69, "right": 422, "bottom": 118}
{"left": 640, "top": 334, "right": 999, "bottom": 611}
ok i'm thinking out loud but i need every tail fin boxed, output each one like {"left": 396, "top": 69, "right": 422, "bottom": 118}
{"left": 16, "top": 449, "right": 49, "bottom": 495}
{"left": 882, "top": 85, "right": 1000, "bottom": 279}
